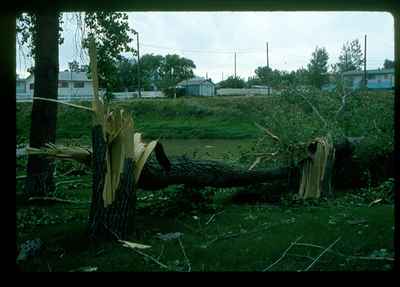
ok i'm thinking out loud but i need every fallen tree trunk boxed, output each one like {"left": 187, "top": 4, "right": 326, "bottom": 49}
{"left": 137, "top": 137, "right": 357, "bottom": 191}
{"left": 138, "top": 156, "right": 291, "bottom": 190}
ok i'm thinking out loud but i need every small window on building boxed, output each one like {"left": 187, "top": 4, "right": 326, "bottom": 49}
{"left": 384, "top": 74, "right": 388, "bottom": 79}
{"left": 29, "top": 83, "right": 34, "bottom": 90}
{"left": 59, "top": 81, "right": 69, "bottom": 88}
{"left": 73, "top": 81, "right": 84, "bottom": 88}
{"left": 367, "top": 74, "right": 375, "bottom": 80}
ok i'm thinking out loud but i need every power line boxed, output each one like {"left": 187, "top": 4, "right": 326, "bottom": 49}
{"left": 141, "top": 43, "right": 264, "bottom": 54}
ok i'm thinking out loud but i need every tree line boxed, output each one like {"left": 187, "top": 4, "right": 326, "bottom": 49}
{"left": 219, "top": 40, "right": 394, "bottom": 90}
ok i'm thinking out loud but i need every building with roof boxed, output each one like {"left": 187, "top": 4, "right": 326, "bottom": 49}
{"left": 17, "top": 71, "right": 94, "bottom": 102}
{"left": 342, "top": 68, "right": 394, "bottom": 90}
{"left": 176, "top": 76, "right": 216, "bottom": 97}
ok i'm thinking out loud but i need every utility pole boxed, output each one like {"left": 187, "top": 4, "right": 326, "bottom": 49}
{"left": 266, "top": 42, "right": 270, "bottom": 96}
{"left": 133, "top": 30, "right": 141, "bottom": 97}
{"left": 234, "top": 52, "right": 236, "bottom": 78}
{"left": 364, "top": 34, "right": 367, "bottom": 89}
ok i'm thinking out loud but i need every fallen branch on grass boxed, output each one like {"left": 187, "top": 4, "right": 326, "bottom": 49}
{"left": 28, "top": 197, "right": 89, "bottom": 204}
{"left": 16, "top": 175, "right": 27, "bottom": 181}
{"left": 55, "top": 179, "right": 86, "bottom": 187}
{"left": 254, "top": 122, "right": 281, "bottom": 143}
{"left": 178, "top": 238, "right": 191, "bottom": 272}
{"left": 132, "top": 248, "right": 170, "bottom": 270}
{"left": 303, "top": 237, "right": 341, "bottom": 271}
{"left": 205, "top": 210, "right": 225, "bottom": 225}
{"left": 294, "top": 242, "right": 394, "bottom": 262}
{"left": 262, "top": 236, "right": 304, "bottom": 272}
{"left": 204, "top": 221, "right": 294, "bottom": 249}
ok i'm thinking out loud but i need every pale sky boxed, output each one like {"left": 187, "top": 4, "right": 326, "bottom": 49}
{"left": 16, "top": 11, "right": 395, "bottom": 83}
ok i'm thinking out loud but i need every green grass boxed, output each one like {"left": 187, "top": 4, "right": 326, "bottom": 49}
{"left": 16, "top": 96, "right": 268, "bottom": 142}
{"left": 16, "top": 175, "right": 394, "bottom": 272}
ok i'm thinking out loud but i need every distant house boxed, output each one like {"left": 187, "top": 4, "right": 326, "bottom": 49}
{"left": 342, "top": 68, "right": 394, "bottom": 90}
{"left": 16, "top": 75, "right": 26, "bottom": 95}
{"left": 176, "top": 77, "right": 216, "bottom": 96}
{"left": 17, "top": 71, "right": 93, "bottom": 102}
{"left": 16, "top": 70, "right": 167, "bottom": 102}
{"left": 322, "top": 68, "right": 394, "bottom": 91}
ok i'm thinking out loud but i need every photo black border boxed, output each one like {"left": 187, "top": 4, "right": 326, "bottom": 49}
{"left": 4, "top": 0, "right": 399, "bottom": 274}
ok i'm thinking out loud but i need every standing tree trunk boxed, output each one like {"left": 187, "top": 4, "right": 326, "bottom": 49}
{"left": 25, "top": 10, "right": 59, "bottom": 196}
{"left": 88, "top": 125, "right": 136, "bottom": 240}
{"left": 86, "top": 39, "right": 139, "bottom": 240}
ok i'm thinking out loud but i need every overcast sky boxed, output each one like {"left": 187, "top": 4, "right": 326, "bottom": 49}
{"left": 16, "top": 11, "right": 394, "bottom": 83}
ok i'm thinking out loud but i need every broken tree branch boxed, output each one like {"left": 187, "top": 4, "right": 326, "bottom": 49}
{"left": 303, "top": 237, "right": 341, "bottom": 271}
{"left": 178, "top": 238, "right": 191, "bottom": 272}
{"left": 298, "top": 93, "right": 328, "bottom": 127}
{"left": 28, "top": 197, "right": 89, "bottom": 204}
{"left": 263, "top": 236, "right": 304, "bottom": 271}
{"left": 294, "top": 242, "right": 394, "bottom": 262}
{"left": 33, "top": 97, "right": 93, "bottom": 112}
{"left": 254, "top": 122, "right": 281, "bottom": 143}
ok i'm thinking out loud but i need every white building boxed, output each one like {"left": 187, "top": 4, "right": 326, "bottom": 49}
{"left": 16, "top": 71, "right": 167, "bottom": 102}
{"left": 17, "top": 71, "right": 93, "bottom": 102}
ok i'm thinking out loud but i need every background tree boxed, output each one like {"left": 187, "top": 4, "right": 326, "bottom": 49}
{"left": 83, "top": 12, "right": 135, "bottom": 100}
{"left": 115, "top": 56, "right": 137, "bottom": 91}
{"left": 383, "top": 59, "right": 395, "bottom": 69}
{"left": 17, "top": 11, "right": 61, "bottom": 196}
{"left": 68, "top": 60, "right": 80, "bottom": 72}
{"left": 217, "top": 76, "right": 246, "bottom": 88}
{"left": 307, "top": 46, "right": 329, "bottom": 89}
{"left": 158, "top": 54, "right": 196, "bottom": 90}
{"left": 293, "top": 68, "right": 309, "bottom": 86}
{"left": 139, "top": 54, "right": 164, "bottom": 90}
{"left": 67, "top": 60, "right": 88, "bottom": 73}
{"left": 112, "top": 53, "right": 196, "bottom": 93}
{"left": 254, "top": 66, "right": 273, "bottom": 86}
{"left": 246, "top": 75, "right": 262, "bottom": 87}
{"left": 333, "top": 39, "right": 364, "bottom": 73}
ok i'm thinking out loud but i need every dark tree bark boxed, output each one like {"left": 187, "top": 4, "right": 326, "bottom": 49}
{"left": 137, "top": 138, "right": 357, "bottom": 192}
{"left": 87, "top": 126, "right": 136, "bottom": 240}
{"left": 138, "top": 156, "right": 292, "bottom": 191}
{"left": 25, "top": 10, "right": 59, "bottom": 196}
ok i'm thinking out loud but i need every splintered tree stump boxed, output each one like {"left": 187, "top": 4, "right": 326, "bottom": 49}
{"left": 88, "top": 125, "right": 136, "bottom": 240}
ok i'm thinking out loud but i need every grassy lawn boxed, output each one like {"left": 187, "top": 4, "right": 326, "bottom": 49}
{"left": 16, "top": 173, "right": 394, "bottom": 272}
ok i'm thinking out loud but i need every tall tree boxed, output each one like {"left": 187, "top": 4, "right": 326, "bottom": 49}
{"left": 83, "top": 12, "right": 135, "bottom": 100}
{"left": 158, "top": 54, "right": 196, "bottom": 90}
{"left": 334, "top": 39, "right": 364, "bottom": 73}
{"left": 68, "top": 60, "right": 88, "bottom": 72}
{"left": 217, "top": 76, "right": 246, "bottom": 88}
{"left": 253, "top": 67, "right": 284, "bottom": 88}
{"left": 139, "top": 54, "right": 164, "bottom": 90}
{"left": 307, "top": 46, "right": 329, "bottom": 89}
{"left": 383, "top": 59, "right": 395, "bottom": 69}
{"left": 254, "top": 66, "right": 273, "bottom": 85}
{"left": 293, "top": 68, "right": 309, "bottom": 86}
{"left": 115, "top": 56, "right": 137, "bottom": 91}
{"left": 21, "top": 11, "right": 61, "bottom": 196}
